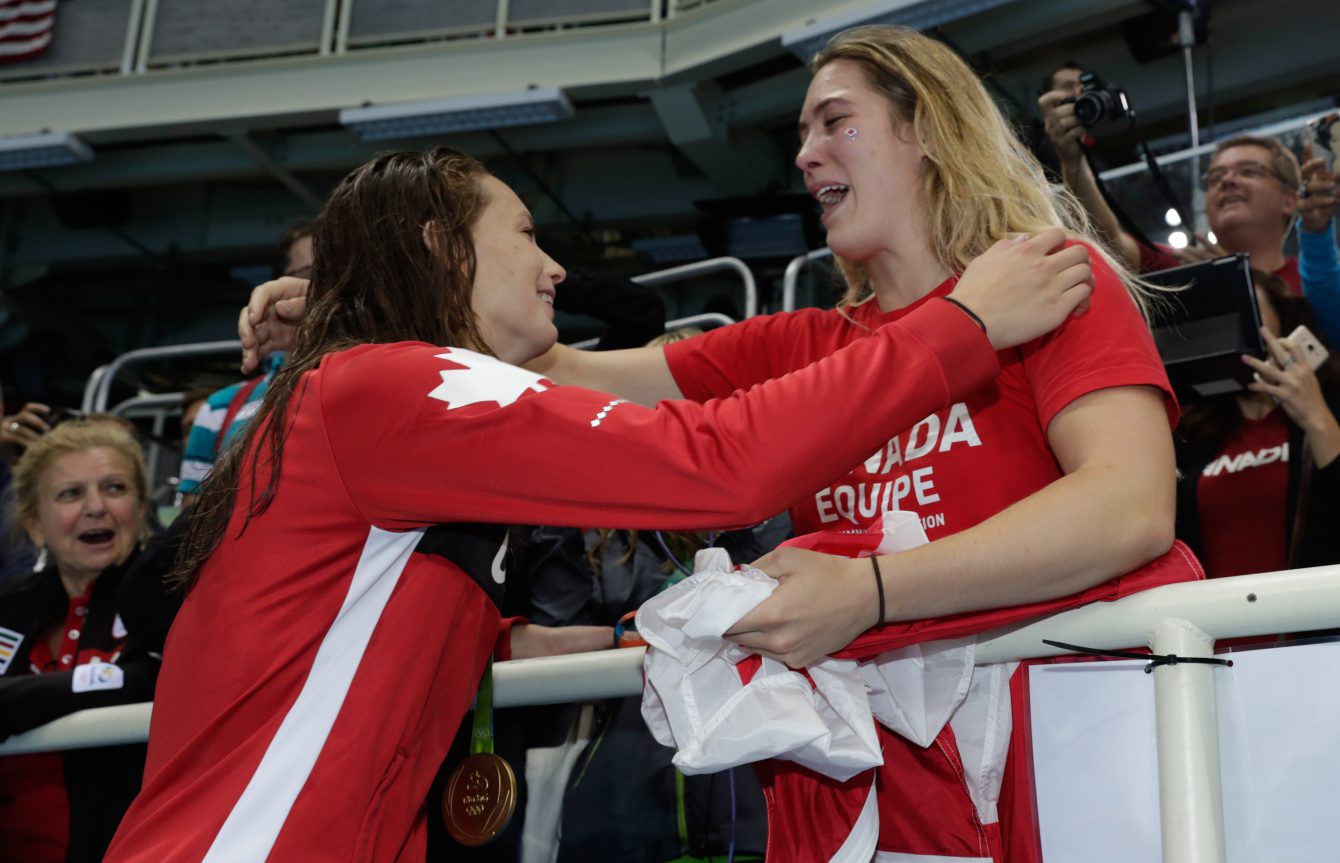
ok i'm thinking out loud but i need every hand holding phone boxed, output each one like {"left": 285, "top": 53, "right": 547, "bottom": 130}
{"left": 1282, "top": 325, "right": 1328, "bottom": 372}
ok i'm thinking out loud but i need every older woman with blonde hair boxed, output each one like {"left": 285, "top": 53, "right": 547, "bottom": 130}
{"left": 0, "top": 414, "right": 159, "bottom": 863}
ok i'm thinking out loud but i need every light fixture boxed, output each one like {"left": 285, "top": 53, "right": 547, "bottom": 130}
{"left": 1168, "top": 230, "right": 1189, "bottom": 249}
{"left": 340, "top": 87, "right": 575, "bottom": 141}
{"left": 1206, "top": 230, "right": 1217, "bottom": 245}
{"left": 0, "top": 132, "right": 93, "bottom": 172}
{"left": 1165, "top": 208, "right": 1182, "bottom": 226}
{"left": 781, "top": 0, "right": 1016, "bottom": 60}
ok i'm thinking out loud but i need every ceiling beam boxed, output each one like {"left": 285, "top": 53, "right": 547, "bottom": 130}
{"left": 648, "top": 82, "right": 784, "bottom": 195}
{"left": 222, "top": 132, "right": 324, "bottom": 212}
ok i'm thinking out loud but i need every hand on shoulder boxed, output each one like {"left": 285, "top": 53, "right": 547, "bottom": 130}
{"left": 949, "top": 229, "right": 1094, "bottom": 351}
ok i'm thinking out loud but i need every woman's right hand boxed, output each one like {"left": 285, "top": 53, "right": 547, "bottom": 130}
{"left": 239, "top": 276, "right": 310, "bottom": 373}
{"left": 1037, "top": 90, "right": 1086, "bottom": 172}
{"left": 948, "top": 228, "right": 1093, "bottom": 350}
{"left": 1244, "top": 328, "right": 1340, "bottom": 467}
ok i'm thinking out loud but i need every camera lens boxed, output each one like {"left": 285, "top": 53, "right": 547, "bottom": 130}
{"left": 1073, "top": 94, "right": 1103, "bottom": 127}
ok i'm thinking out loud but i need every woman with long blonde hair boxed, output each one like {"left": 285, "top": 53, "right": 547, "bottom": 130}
{"left": 561, "top": 26, "right": 1175, "bottom": 861}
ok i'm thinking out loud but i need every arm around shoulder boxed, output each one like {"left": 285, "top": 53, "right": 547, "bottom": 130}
{"left": 524, "top": 342, "right": 682, "bottom": 406}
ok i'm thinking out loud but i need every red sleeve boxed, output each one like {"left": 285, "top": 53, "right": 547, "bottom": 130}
{"left": 320, "top": 299, "right": 998, "bottom": 534}
{"left": 494, "top": 616, "right": 527, "bottom": 662}
{"left": 1018, "top": 243, "right": 1178, "bottom": 431}
{"left": 1137, "top": 241, "right": 1181, "bottom": 275}
{"left": 663, "top": 310, "right": 827, "bottom": 403}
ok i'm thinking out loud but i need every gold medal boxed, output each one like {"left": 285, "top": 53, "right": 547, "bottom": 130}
{"left": 444, "top": 751, "right": 517, "bottom": 846}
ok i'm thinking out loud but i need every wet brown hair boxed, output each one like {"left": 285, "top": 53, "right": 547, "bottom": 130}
{"left": 174, "top": 148, "right": 493, "bottom": 589}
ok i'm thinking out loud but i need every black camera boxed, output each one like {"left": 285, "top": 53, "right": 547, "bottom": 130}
{"left": 1073, "top": 72, "right": 1131, "bottom": 129}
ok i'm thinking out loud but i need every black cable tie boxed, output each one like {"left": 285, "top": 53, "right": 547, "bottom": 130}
{"left": 1042, "top": 639, "right": 1233, "bottom": 674}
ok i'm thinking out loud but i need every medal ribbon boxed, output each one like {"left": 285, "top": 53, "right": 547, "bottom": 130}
{"left": 470, "top": 657, "right": 495, "bottom": 756}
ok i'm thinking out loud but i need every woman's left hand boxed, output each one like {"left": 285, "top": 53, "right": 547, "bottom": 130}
{"left": 723, "top": 547, "right": 877, "bottom": 668}
{"left": 1244, "top": 329, "right": 1334, "bottom": 430}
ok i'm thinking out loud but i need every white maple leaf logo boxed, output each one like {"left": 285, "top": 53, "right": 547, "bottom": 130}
{"left": 427, "top": 349, "right": 550, "bottom": 410}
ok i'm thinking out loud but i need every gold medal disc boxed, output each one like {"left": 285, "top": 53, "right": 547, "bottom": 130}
{"left": 443, "top": 752, "right": 517, "bottom": 846}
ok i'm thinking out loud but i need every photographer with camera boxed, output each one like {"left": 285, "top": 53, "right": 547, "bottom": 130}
{"left": 1040, "top": 81, "right": 1313, "bottom": 291}
{"left": 1044, "top": 74, "right": 1340, "bottom": 344}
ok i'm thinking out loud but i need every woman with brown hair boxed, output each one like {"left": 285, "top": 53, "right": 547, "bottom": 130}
{"left": 102, "top": 146, "right": 1087, "bottom": 862}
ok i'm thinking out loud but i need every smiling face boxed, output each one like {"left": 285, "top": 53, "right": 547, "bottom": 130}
{"left": 796, "top": 59, "right": 929, "bottom": 266}
{"left": 24, "top": 447, "right": 144, "bottom": 587}
{"left": 1204, "top": 144, "right": 1297, "bottom": 241}
{"left": 467, "top": 175, "right": 566, "bottom": 365}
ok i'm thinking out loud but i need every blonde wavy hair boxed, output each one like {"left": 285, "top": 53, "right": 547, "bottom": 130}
{"left": 812, "top": 25, "right": 1154, "bottom": 318}
{"left": 12, "top": 414, "right": 150, "bottom": 544}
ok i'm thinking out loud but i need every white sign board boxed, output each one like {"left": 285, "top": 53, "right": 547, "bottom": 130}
{"left": 1030, "top": 640, "right": 1340, "bottom": 862}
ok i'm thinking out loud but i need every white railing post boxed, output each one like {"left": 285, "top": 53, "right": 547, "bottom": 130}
{"left": 781, "top": 247, "right": 831, "bottom": 312}
{"left": 1149, "top": 618, "right": 1227, "bottom": 863}
{"left": 631, "top": 256, "right": 757, "bottom": 319}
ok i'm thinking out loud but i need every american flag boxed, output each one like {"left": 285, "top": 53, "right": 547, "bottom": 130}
{"left": 0, "top": 0, "right": 57, "bottom": 65}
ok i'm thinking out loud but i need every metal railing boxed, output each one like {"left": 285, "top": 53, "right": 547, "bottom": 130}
{"left": 568, "top": 312, "right": 737, "bottom": 350}
{"left": 781, "top": 246, "right": 833, "bottom": 313}
{"left": 79, "top": 259, "right": 752, "bottom": 404}
{"left": 565, "top": 257, "right": 757, "bottom": 350}
{"left": 631, "top": 256, "right": 757, "bottom": 320}
{"left": 82, "top": 341, "right": 241, "bottom": 414}
{"left": 3, "top": 0, "right": 728, "bottom": 81}
{"left": 7, "top": 563, "right": 1339, "bottom": 863}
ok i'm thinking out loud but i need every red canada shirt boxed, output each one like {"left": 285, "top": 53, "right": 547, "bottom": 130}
{"left": 666, "top": 245, "right": 1178, "bottom": 539}
{"left": 1196, "top": 410, "right": 1290, "bottom": 578}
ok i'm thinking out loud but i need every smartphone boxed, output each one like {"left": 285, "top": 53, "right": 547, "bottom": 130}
{"left": 1311, "top": 112, "right": 1339, "bottom": 162}
{"left": 46, "top": 408, "right": 82, "bottom": 429}
{"left": 1284, "top": 325, "right": 1329, "bottom": 371}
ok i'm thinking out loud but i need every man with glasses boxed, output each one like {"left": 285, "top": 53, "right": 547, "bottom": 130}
{"left": 1041, "top": 97, "right": 1340, "bottom": 318}
{"left": 1136, "top": 136, "right": 1303, "bottom": 285}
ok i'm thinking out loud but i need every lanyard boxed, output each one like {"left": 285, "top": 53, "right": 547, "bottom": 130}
{"left": 444, "top": 654, "right": 518, "bottom": 846}
{"left": 471, "top": 657, "right": 495, "bottom": 756}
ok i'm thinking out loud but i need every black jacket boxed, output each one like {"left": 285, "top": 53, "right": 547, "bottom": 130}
{"left": 0, "top": 556, "right": 160, "bottom": 863}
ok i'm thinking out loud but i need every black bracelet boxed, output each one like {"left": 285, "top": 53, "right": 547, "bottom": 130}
{"left": 871, "top": 556, "right": 886, "bottom": 629}
{"left": 942, "top": 296, "right": 988, "bottom": 336}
